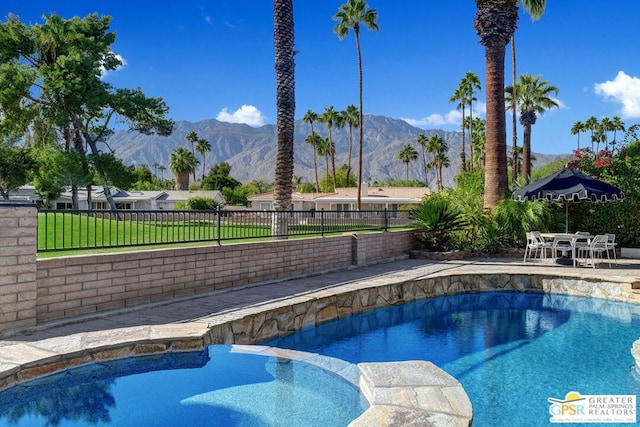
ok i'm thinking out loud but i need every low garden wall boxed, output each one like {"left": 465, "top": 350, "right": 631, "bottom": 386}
{"left": 0, "top": 204, "right": 415, "bottom": 335}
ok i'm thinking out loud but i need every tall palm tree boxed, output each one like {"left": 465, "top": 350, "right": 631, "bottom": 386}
{"left": 185, "top": 131, "right": 199, "bottom": 183}
{"left": 273, "top": 0, "right": 295, "bottom": 238}
{"left": 584, "top": 115, "right": 599, "bottom": 153}
{"left": 169, "top": 147, "right": 198, "bottom": 190}
{"left": 449, "top": 85, "right": 468, "bottom": 172}
{"left": 510, "top": 34, "right": 519, "bottom": 184}
{"left": 195, "top": 137, "right": 212, "bottom": 182}
{"left": 319, "top": 106, "right": 339, "bottom": 190}
{"left": 600, "top": 116, "right": 614, "bottom": 151}
{"left": 302, "top": 109, "right": 320, "bottom": 191}
{"left": 471, "top": 117, "right": 487, "bottom": 168}
{"left": 416, "top": 133, "right": 430, "bottom": 188}
{"left": 398, "top": 144, "right": 418, "bottom": 181}
{"left": 611, "top": 116, "right": 625, "bottom": 151}
{"left": 426, "top": 134, "right": 449, "bottom": 192}
{"left": 333, "top": 0, "right": 378, "bottom": 210}
{"left": 315, "top": 136, "right": 331, "bottom": 192}
{"left": 304, "top": 131, "right": 321, "bottom": 192}
{"left": 158, "top": 165, "right": 166, "bottom": 181}
{"left": 342, "top": 104, "right": 359, "bottom": 186}
{"left": 505, "top": 73, "right": 558, "bottom": 182}
{"left": 473, "top": 0, "right": 547, "bottom": 207}
{"left": 462, "top": 71, "right": 482, "bottom": 171}
{"left": 570, "top": 120, "right": 584, "bottom": 150}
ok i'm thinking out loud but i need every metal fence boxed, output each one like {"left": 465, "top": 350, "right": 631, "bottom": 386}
{"left": 37, "top": 208, "right": 413, "bottom": 252}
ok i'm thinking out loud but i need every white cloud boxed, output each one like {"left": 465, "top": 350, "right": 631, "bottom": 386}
{"left": 594, "top": 71, "right": 640, "bottom": 118}
{"left": 401, "top": 102, "right": 486, "bottom": 129}
{"left": 216, "top": 105, "right": 266, "bottom": 127}
{"left": 100, "top": 53, "right": 126, "bottom": 78}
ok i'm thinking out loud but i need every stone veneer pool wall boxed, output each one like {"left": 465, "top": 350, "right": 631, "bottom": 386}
{"left": 3, "top": 268, "right": 640, "bottom": 425}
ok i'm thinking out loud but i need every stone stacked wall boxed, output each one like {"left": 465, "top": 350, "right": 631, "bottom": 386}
{"left": 35, "top": 232, "right": 413, "bottom": 324}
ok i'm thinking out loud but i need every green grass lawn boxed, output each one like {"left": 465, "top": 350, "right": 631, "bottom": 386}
{"left": 37, "top": 212, "right": 392, "bottom": 256}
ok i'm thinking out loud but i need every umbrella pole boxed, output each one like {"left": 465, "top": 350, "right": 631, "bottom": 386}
{"left": 565, "top": 201, "right": 569, "bottom": 233}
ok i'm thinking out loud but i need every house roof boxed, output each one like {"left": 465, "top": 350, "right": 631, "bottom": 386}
{"left": 248, "top": 187, "right": 429, "bottom": 203}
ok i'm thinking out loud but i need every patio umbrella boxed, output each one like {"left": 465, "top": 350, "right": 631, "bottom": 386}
{"left": 511, "top": 167, "right": 624, "bottom": 233}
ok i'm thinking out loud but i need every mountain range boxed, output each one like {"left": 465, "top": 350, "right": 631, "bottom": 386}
{"left": 107, "top": 114, "right": 569, "bottom": 190}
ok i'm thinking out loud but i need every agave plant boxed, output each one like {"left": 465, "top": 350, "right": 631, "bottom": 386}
{"left": 410, "top": 195, "right": 468, "bottom": 250}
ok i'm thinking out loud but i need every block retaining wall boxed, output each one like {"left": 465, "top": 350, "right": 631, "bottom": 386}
{"left": 36, "top": 232, "right": 413, "bottom": 324}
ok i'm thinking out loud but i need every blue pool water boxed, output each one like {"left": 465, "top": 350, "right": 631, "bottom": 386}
{"left": 0, "top": 346, "right": 365, "bottom": 426}
{"left": 265, "top": 291, "right": 640, "bottom": 427}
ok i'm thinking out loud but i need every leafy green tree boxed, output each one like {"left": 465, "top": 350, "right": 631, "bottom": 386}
{"left": 505, "top": 72, "right": 558, "bottom": 182}
{"left": 0, "top": 144, "right": 32, "bottom": 200}
{"left": 398, "top": 144, "right": 418, "bottom": 181}
{"left": 272, "top": 0, "right": 295, "bottom": 238}
{"left": 202, "top": 162, "right": 240, "bottom": 191}
{"left": 0, "top": 13, "right": 173, "bottom": 210}
{"left": 336, "top": 164, "right": 357, "bottom": 187}
{"left": 473, "top": 0, "right": 547, "bottom": 207}
{"left": 302, "top": 110, "right": 320, "bottom": 191}
{"left": 169, "top": 147, "right": 198, "bottom": 190}
{"left": 333, "top": 0, "right": 378, "bottom": 209}
{"left": 185, "top": 196, "right": 219, "bottom": 210}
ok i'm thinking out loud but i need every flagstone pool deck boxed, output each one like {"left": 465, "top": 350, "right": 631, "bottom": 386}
{"left": 2, "top": 256, "right": 640, "bottom": 426}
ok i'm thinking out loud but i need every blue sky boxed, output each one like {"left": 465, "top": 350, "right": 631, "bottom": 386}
{"left": 5, "top": 1, "right": 640, "bottom": 155}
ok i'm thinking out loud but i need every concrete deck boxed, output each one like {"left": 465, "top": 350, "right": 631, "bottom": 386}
{"left": 4, "top": 256, "right": 640, "bottom": 344}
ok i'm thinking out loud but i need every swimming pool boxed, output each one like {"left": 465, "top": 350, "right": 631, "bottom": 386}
{"left": 265, "top": 291, "right": 640, "bottom": 426}
{"left": 0, "top": 345, "right": 367, "bottom": 426}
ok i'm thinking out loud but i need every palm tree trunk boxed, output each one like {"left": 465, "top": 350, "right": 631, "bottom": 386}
{"left": 311, "top": 126, "right": 319, "bottom": 192}
{"left": 510, "top": 34, "right": 519, "bottom": 183}
{"left": 483, "top": 38, "right": 509, "bottom": 208}
{"left": 460, "top": 104, "right": 466, "bottom": 172}
{"left": 522, "top": 123, "right": 532, "bottom": 182}
{"left": 272, "top": 0, "right": 295, "bottom": 239}
{"left": 356, "top": 31, "right": 363, "bottom": 210}
{"left": 329, "top": 127, "right": 337, "bottom": 190}
{"left": 346, "top": 124, "right": 353, "bottom": 186}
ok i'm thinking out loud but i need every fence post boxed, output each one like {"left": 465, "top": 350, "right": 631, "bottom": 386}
{"left": 216, "top": 205, "right": 222, "bottom": 245}
{"left": 0, "top": 203, "right": 38, "bottom": 335}
{"left": 384, "top": 208, "right": 389, "bottom": 232}
{"left": 321, "top": 208, "right": 325, "bottom": 237}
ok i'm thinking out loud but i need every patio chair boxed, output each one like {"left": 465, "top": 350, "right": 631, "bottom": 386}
{"left": 552, "top": 235, "right": 576, "bottom": 267}
{"left": 524, "top": 231, "right": 551, "bottom": 263}
{"left": 606, "top": 233, "right": 617, "bottom": 265}
{"left": 576, "top": 234, "right": 611, "bottom": 268}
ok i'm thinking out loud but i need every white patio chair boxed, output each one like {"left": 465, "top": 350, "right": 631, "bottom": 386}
{"left": 576, "top": 234, "right": 611, "bottom": 268}
{"left": 552, "top": 235, "right": 576, "bottom": 267}
{"left": 606, "top": 233, "right": 617, "bottom": 265}
{"left": 524, "top": 231, "right": 551, "bottom": 263}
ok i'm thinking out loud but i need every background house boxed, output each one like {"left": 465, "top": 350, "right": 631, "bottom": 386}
{"left": 7, "top": 186, "right": 225, "bottom": 210}
{"left": 248, "top": 183, "right": 429, "bottom": 212}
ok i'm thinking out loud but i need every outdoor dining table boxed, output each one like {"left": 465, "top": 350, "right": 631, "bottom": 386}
{"left": 539, "top": 233, "right": 593, "bottom": 267}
